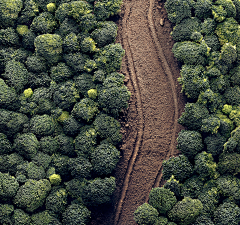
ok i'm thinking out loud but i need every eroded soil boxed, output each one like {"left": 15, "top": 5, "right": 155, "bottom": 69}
{"left": 90, "top": 0, "right": 186, "bottom": 224}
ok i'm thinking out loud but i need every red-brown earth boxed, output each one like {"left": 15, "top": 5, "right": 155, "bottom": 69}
{"left": 90, "top": 0, "right": 186, "bottom": 224}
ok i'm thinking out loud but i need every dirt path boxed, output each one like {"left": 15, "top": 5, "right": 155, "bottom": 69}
{"left": 90, "top": 0, "right": 185, "bottom": 224}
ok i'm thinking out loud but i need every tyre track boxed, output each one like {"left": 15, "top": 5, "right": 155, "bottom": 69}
{"left": 114, "top": 2, "right": 145, "bottom": 225}
{"left": 145, "top": 0, "right": 179, "bottom": 192}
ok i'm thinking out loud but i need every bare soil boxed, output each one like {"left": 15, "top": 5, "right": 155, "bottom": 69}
{"left": 90, "top": 0, "right": 186, "bottom": 224}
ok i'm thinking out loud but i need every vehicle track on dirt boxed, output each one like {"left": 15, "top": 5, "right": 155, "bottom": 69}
{"left": 146, "top": 0, "right": 179, "bottom": 193}
{"left": 114, "top": 3, "right": 145, "bottom": 224}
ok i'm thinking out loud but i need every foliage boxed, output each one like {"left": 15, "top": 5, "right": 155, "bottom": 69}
{"left": 201, "top": 116, "right": 221, "bottom": 134}
{"left": 0, "top": 79, "right": 19, "bottom": 111}
{"left": 0, "top": 0, "right": 23, "bottom": 28}
{"left": 162, "top": 155, "right": 193, "bottom": 182}
{"left": 62, "top": 116, "right": 83, "bottom": 137}
{"left": 153, "top": 2, "right": 240, "bottom": 225}
{"left": 29, "top": 114, "right": 55, "bottom": 137}
{"left": 91, "top": 142, "right": 120, "bottom": 175}
{"left": 0, "top": 0, "right": 128, "bottom": 223}
{"left": 94, "top": 0, "right": 123, "bottom": 21}
{"left": 45, "top": 187, "right": 68, "bottom": 213}
{"left": 68, "top": 156, "right": 92, "bottom": 178}
{"left": 192, "top": 215, "right": 215, "bottom": 225}
{"left": 168, "top": 197, "right": 203, "bottom": 225}
{"left": 164, "top": 0, "right": 193, "bottom": 24}
{"left": 49, "top": 174, "right": 61, "bottom": 186}
{"left": 0, "top": 109, "right": 28, "bottom": 138}
{"left": 134, "top": 203, "right": 159, "bottom": 225}
{"left": 91, "top": 21, "right": 118, "bottom": 48}
{"left": 98, "top": 72, "right": 131, "bottom": 116}
{"left": 0, "top": 153, "right": 24, "bottom": 175}
{"left": 63, "top": 32, "right": 80, "bottom": 53}
{"left": 52, "top": 81, "right": 80, "bottom": 111}
{"left": 0, "top": 27, "right": 20, "bottom": 47}
{"left": 94, "top": 43, "right": 125, "bottom": 73}
{"left": 197, "top": 187, "right": 220, "bottom": 217}
{"left": 62, "top": 203, "right": 91, "bottom": 225}
{"left": 74, "top": 72, "right": 96, "bottom": 97}
{"left": 39, "top": 136, "right": 58, "bottom": 155}
{"left": 219, "top": 43, "right": 237, "bottom": 67}
{"left": 177, "top": 65, "right": 208, "bottom": 100}
{"left": 20, "top": 87, "right": 54, "bottom": 116}
{"left": 2, "top": 60, "right": 28, "bottom": 93}
{"left": 201, "top": 18, "right": 216, "bottom": 35}
{"left": 82, "top": 177, "right": 116, "bottom": 206}
{"left": 0, "top": 133, "right": 12, "bottom": 155}
{"left": 216, "top": 175, "right": 240, "bottom": 203}
{"left": 180, "top": 176, "right": 204, "bottom": 198}
{"left": 213, "top": 202, "right": 240, "bottom": 225}
{"left": 215, "top": 17, "right": 240, "bottom": 46}
{"left": 50, "top": 62, "right": 72, "bottom": 83}
{"left": 218, "top": 153, "right": 240, "bottom": 175}
{"left": 16, "top": 161, "right": 46, "bottom": 180}
{"left": 14, "top": 179, "right": 51, "bottom": 212}
{"left": 51, "top": 154, "right": 69, "bottom": 178}
{"left": 204, "top": 35, "right": 221, "bottom": 52}
{"left": 204, "top": 133, "right": 226, "bottom": 156}
{"left": 194, "top": 0, "right": 213, "bottom": 19}
{"left": 93, "top": 113, "right": 122, "bottom": 145}
{"left": 26, "top": 55, "right": 47, "bottom": 73}
{"left": 0, "top": 204, "right": 14, "bottom": 224}
{"left": 13, "top": 209, "right": 31, "bottom": 225}
{"left": 172, "top": 41, "right": 210, "bottom": 65}
{"left": 30, "top": 12, "right": 57, "bottom": 34}
{"left": 34, "top": 34, "right": 63, "bottom": 65}
{"left": 74, "top": 126, "right": 97, "bottom": 157}
{"left": 214, "top": 0, "right": 237, "bottom": 19}
{"left": 177, "top": 130, "right": 204, "bottom": 159}
{"left": 0, "top": 172, "right": 19, "bottom": 201}
{"left": 178, "top": 103, "right": 209, "bottom": 131}
{"left": 194, "top": 151, "right": 218, "bottom": 179}
{"left": 31, "top": 210, "right": 61, "bottom": 225}
{"left": 149, "top": 187, "right": 177, "bottom": 215}
{"left": 72, "top": 98, "right": 98, "bottom": 122}
{"left": 163, "top": 175, "right": 181, "bottom": 199}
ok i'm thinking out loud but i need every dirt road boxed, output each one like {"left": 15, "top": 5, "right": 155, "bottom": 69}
{"left": 90, "top": 0, "right": 185, "bottom": 224}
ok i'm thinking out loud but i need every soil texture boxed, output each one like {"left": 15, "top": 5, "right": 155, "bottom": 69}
{"left": 90, "top": 0, "right": 186, "bottom": 224}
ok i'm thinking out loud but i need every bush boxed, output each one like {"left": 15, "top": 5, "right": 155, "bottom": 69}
{"left": 13, "top": 179, "right": 51, "bottom": 212}
{"left": 164, "top": 0, "right": 193, "bottom": 24}
{"left": 177, "top": 130, "right": 204, "bottom": 159}
{"left": 91, "top": 142, "right": 120, "bottom": 176}
{"left": 82, "top": 177, "right": 116, "bottom": 206}
{"left": 93, "top": 113, "right": 122, "bottom": 145}
{"left": 148, "top": 187, "right": 177, "bottom": 215}
{"left": 194, "top": 151, "right": 218, "bottom": 179}
{"left": 178, "top": 103, "right": 209, "bottom": 131}
{"left": 62, "top": 203, "right": 91, "bottom": 225}
{"left": 134, "top": 203, "right": 159, "bottom": 225}
{"left": 168, "top": 197, "right": 203, "bottom": 225}
{"left": 180, "top": 176, "right": 204, "bottom": 198}
{"left": 172, "top": 41, "right": 210, "bottom": 65}
{"left": 162, "top": 155, "right": 193, "bottom": 182}
{"left": 213, "top": 202, "right": 240, "bottom": 225}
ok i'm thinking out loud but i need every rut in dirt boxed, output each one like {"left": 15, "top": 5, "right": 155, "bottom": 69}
{"left": 146, "top": 0, "right": 179, "bottom": 192}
